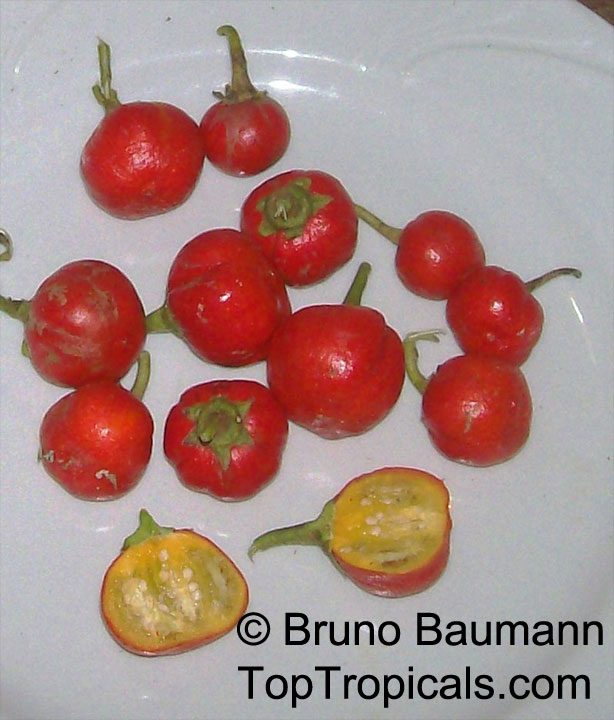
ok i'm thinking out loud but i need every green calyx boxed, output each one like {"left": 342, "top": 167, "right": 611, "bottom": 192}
{"left": 248, "top": 499, "right": 335, "bottom": 560}
{"left": 183, "top": 395, "right": 254, "bottom": 471}
{"left": 122, "top": 509, "right": 174, "bottom": 551}
{"left": 213, "top": 25, "right": 265, "bottom": 104}
{"left": 257, "top": 178, "right": 332, "bottom": 239}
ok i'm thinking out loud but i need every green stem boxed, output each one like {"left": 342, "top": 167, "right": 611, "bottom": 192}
{"left": 403, "top": 330, "right": 443, "bottom": 395}
{"left": 91, "top": 38, "right": 120, "bottom": 113}
{"left": 354, "top": 204, "right": 402, "bottom": 245}
{"left": 525, "top": 267, "right": 582, "bottom": 293}
{"left": 248, "top": 501, "right": 334, "bottom": 560}
{"left": 145, "top": 304, "right": 178, "bottom": 335}
{"left": 216, "top": 25, "right": 262, "bottom": 102}
{"left": 0, "top": 295, "right": 29, "bottom": 323}
{"left": 122, "top": 509, "right": 174, "bottom": 551}
{"left": 0, "top": 229, "right": 13, "bottom": 261}
{"left": 343, "top": 262, "right": 371, "bottom": 306}
{"left": 130, "top": 351, "right": 151, "bottom": 401}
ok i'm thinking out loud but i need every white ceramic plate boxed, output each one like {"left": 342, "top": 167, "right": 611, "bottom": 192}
{"left": 1, "top": 1, "right": 612, "bottom": 719}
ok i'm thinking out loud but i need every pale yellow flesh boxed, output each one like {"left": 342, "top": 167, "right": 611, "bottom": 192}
{"left": 331, "top": 469, "right": 450, "bottom": 574}
{"left": 102, "top": 532, "right": 247, "bottom": 653}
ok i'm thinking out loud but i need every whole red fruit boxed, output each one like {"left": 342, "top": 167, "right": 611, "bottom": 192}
{"left": 149, "top": 228, "right": 291, "bottom": 367}
{"left": 164, "top": 379, "right": 288, "bottom": 501}
{"left": 446, "top": 265, "right": 581, "bottom": 366}
{"left": 395, "top": 211, "right": 485, "bottom": 300}
{"left": 421, "top": 353, "right": 532, "bottom": 466}
{"left": 266, "top": 264, "right": 405, "bottom": 439}
{"left": 39, "top": 377, "right": 154, "bottom": 500}
{"left": 240, "top": 169, "right": 358, "bottom": 286}
{"left": 80, "top": 40, "right": 205, "bottom": 220}
{"left": 200, "top": 25, "right": 290, "bottom": 176}
{"left": 1, "top": 258, "right": 146, "bottom": 388}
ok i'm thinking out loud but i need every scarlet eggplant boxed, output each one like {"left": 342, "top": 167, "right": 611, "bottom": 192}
{"left": 266, "top": 262, "right": 405, "bottom": 439}
{"left": 240, "top": 169, "right": 358, "bottom": 286}
{"left": 39, "top": 351, "right": 153, "bottom": 500}
{"left": 200, "top": 25, "right": 290, "bottom": 176}
{"left": 81, "top": 39, "right": 205, "bottom": 219}
{"left": 249, "top": 467, "right": 452, "bottom": 597}
{"left": 446, "top": 264, "right": 582, "bottom": 366}
{"left": 101, "top": 509, "right": 249, "bottom": 656}
{"left": 146, "top": 228, "right": 291, "bottom": 367}
{"left": 404, "top": 331, "right": 533, "bottom": 466}
{"left": 354, "top": 205, "right": 486, "bottom": 300}
{"left": 164, "top": 379, "right": 288, "bottom": 501}
{"left": 0, "top": 234, "right": 146, "bottom": 387}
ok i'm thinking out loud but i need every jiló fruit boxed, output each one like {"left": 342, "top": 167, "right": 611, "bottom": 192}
{"left": 101, "top": 509, "right": 249, "bottom": 656}
{"left": 200, "top": 25, "right": 291, "bottom": 176}
{"left": 354, "top": 205, "right": 486, "bottom": 300}
{"left": 39, "top": 351, "right": 154, "bottom": 500}
{"left": 249, "top": 467, "right": 452, "bottom": 597}
{"left": 81, "top": 39, "right": 205, "bottom": 219}
{"left": 404, "top": 331, "right": 532, "bottom": 466}
{"left": 266, "top": 262, "right": 405, "bottom": 438}
{"left": 0, "top": 235, "right": 146, "bottom": 387}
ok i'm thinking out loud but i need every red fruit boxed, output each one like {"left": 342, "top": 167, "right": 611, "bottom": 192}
{"left": 249, "top": 467, "right": 452, "bottom": 598}
{"left": 39, "top": 352, "right": 153, "bottom": 500}
{"left": 266, "top": 263, "right": 405, "bottom": 439}
{"left": 446, "top": 265, "right": 582, "bottom": 365}
{"left": 164, "top": 379, "right": 288, "bottom": 501}
{"left": 0, "top": 249, "right": 145, "bottom": 387}
{"left": 404, "top": 332, "right": 532, "bottom": 466}
{"left": 241, "top": 169, "right": 358, "bottom": 286}
{"left": 355, "top": 205, "right": 485, "bottom": 300}
{"left": 146, "top": 228, "right": 291, "bottom": 366}
{"left": 101, "top": 509, "right": 249, "bottom": 656}
{"left": 80, "top": 40, "right": 205, "bottom": 219}
{"left": 200, "top": 25, "right": 290, "bottom": 176}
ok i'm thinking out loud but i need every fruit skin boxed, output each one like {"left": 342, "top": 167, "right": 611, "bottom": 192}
{"left": 240, "top": 170, "right": 358, "bottom": 287}
{"left": 81, "top": 101, "right": 206, "bottom": 220}
{"left": 150, "top": 228, "right": 291, "bottom": 367}
{"left": 395, "top": 211, "right": 485, "bottom": 300}
{"left": 420, "top": 353, "right": 532, "bottom": 466}
{"left": 6, "top": 259, "right": 146, "bottom": 388}
{"left": 249, "top": 467, "right": 452, "bottom": 598}
{"left": 266, "top": 302, "right": 405, "bottom": 439}
{"left": 164, "top": 379, "right": 288, "bottom": 501}
{"left": 200, "top": 96, "right": 290, "bottom": 177}
{"left": 101, "top": 510, "right": 249, "bottom": 656}
{"left": 39, "top": 378, "right": 153, "bottom": 500}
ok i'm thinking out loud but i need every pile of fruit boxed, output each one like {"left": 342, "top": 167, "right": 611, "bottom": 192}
{"left": 0, "top": 26, "right": 580, "bottom": 657}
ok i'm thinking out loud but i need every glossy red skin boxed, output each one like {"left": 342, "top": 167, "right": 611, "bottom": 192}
{"left": 39, "top": 381, "right": 154, "bottom": 500}
{"left": 240, "top": 170, "right": 358, "bottom": 286}
{"left": 200, "top": 96, "right": 290, "bottom": 176}
{"left": 24, "top": 260, "right": 145, "bottom": 387}
{"left": 446, "top": 265, "right": 544, "bottom": 366}
{"left": 81, "top": 101, "right": 205, "bottom": 220}
{"left": 164, "top": 380, "right": 289, "bottom": 501}
{"left": 166, "top": 229, "right": 291, "bottom": 366}
{"left": 395, "top": 211, "right": 485, "bottom": 300}
{"left": 266, "top": 304, "right": 405, "bottom": 439}
{"left": 331, "top": 468, "right": 452, "bottom": 598}
{"left": 421, "top": 354, "right": 532, "bottom": 466}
